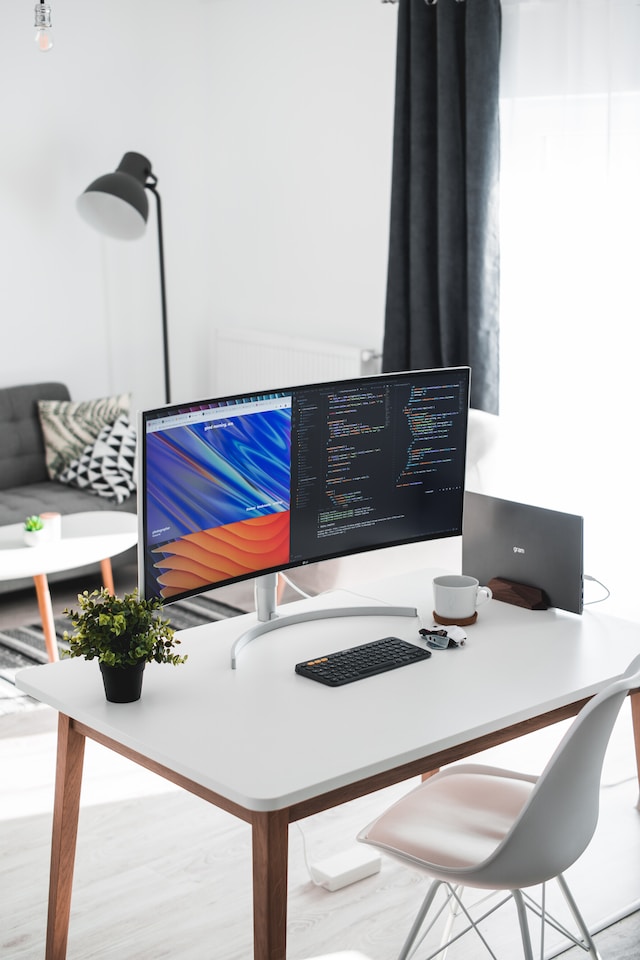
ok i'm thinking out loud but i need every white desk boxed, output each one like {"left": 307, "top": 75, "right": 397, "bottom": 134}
{"left": 16, "top": 569, "right": 640, "bottom": 959}
{"left": 0, "top": 512, "right": 137, "bottom": 662}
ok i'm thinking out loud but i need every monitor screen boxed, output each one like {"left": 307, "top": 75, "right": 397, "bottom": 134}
{"left": 138, "top": 366, "right": 470, "bottom": 604}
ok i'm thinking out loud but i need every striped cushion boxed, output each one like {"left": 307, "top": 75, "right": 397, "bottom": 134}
{"left": 38, "top": 392, "right": 130, "bottom": 480}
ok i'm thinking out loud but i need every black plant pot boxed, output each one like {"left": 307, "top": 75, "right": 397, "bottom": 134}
{"left": 99, "top": 660, "right": 146, "bottom": 703}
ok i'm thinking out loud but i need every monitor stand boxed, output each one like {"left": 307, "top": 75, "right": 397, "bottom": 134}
{"left": 230, "top": 572, "right": 418, "bottom": 668}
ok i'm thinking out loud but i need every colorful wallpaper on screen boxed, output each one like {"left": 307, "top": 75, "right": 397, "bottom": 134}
{"left": 151, "top": 512, "right": 291, "bottom": 599}
{"left": 145, "top": 406, "right": 291, "bottom": 598}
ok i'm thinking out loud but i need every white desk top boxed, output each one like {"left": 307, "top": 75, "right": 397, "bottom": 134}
{"left": 16, "top": 568, "right": 640, "bottom": 812}
{"left": 0, "top": 511, "right": 137, "bottom": 581}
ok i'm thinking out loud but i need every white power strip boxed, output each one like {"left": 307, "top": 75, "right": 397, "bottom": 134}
{"left": 309, "top": 846, "right": 382, "bottom": 892}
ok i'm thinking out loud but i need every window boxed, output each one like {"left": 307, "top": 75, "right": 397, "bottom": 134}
{"left": 496, "top": 0, "right": 640, "bottom": 617}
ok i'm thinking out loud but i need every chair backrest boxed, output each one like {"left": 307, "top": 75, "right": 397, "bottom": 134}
{"left": 479, "top": 655, "right": 640, "bottom": 889}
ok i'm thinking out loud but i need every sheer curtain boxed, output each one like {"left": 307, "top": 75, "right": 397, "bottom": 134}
{"left": 494, "top": 0, "right": 640, "bottom": 617}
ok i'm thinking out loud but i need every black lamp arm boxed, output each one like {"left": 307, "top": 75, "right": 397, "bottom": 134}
{"left": 146, "top": 183, "right": 171, "bottom": 405}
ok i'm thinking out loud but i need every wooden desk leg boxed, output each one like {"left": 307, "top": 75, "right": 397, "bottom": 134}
{"left": 630, "top": 689, "right": 640, "bottom": 809}
{"left": 46, "top": 714, "right": 86, "bottom": 960}
{"left": 33, "top": 573, "right": 59, "bottom": 662}
{"left": 421, "top": 769, "right": 440, "bottom": 781}
{"left": 251, "top": 809, "right": 289, "bottom": 960}
{"left": 100, "top": 558, "right": 115, "bottom": 596}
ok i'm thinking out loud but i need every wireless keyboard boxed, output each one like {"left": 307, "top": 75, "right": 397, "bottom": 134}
{"left": 295, "top": 635, "right": 431, "bottom": 687}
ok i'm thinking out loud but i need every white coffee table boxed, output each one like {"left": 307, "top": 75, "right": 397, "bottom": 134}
{"left": 0, "top": 511, "right": 137, "bottom": 662}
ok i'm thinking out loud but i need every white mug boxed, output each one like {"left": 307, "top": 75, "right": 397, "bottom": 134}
{"left": 40, "top": 511, "right": 62, "bottom": 542}
{"left": 433, "top": 574, "right": 492, "bottom": 621}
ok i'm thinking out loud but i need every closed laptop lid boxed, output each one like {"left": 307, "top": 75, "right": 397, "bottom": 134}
{"left": 462, "top": 492, "right": 584, "bottom": 614}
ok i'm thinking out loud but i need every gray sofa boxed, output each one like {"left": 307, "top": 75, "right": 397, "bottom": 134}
{"left": 0, "top": 382, "right": 137, "bottom": 595}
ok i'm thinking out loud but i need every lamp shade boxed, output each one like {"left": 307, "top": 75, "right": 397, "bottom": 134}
{"left": 76, "top": 152, "right": 152, "bottom": 240}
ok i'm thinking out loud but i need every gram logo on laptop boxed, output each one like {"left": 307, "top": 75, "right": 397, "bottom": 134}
{"left": 462, "top": 492, "right": 584, "bottom": 615}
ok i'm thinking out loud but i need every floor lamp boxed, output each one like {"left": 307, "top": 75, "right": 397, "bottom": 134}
{"left": 76, "top": 152, "right": 171, "bottom": 404}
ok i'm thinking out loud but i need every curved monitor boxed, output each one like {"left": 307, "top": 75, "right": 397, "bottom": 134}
{"left": 138, "top": 366, "right": 470, "bottom": 607}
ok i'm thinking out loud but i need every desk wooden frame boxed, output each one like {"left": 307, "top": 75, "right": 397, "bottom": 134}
{"left": 46, "top": 691, "right": 640, "bottom": 960}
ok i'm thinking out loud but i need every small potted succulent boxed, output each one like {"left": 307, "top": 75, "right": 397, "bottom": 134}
{"left": 63, "top": 588, "right": 187, "bottom": 702}
{"left": 23, "top": 514, "right": 45, "bottom": 546}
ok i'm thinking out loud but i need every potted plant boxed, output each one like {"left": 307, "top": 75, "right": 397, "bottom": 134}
{"left": 23, "top": 514, "right": 45, "bottom": 546}
{"left": 63, "top": 588, "right": 187, "bottom": 702}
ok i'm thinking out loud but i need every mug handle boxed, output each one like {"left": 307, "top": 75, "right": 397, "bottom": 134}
{"left": 476, "top": 586, "right": 493, "bottom": 607}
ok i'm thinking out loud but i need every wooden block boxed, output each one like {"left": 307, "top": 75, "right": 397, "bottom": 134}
{"left": 488, "top": 577, "right": 549, "bottom": 610}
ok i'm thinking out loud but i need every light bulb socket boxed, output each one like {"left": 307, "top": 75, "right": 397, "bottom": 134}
{"left": 116, "top": 152, "right": 154, "bottom": 187}
{"left": 34, "top": 4, "right": 53, "bottom": 29}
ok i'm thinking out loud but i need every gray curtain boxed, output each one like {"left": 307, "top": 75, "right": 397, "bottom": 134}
{"left": 382, "top": 0, "right": 501, "bottom": 414}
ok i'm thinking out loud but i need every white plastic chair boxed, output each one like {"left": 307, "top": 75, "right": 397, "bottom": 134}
{"left": 358, "top": 655, "right": 640, "bottom": 960}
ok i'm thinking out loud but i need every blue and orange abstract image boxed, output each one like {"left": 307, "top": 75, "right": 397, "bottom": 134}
{"left": 144, "top": 405, "right": 291, "bottom": 598}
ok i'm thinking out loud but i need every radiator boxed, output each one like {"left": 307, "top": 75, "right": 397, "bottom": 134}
{"left": 212, "top": 327, "right": 380, "bottom": 396}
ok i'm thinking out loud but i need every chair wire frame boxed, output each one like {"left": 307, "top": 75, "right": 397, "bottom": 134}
{"left": 397, "top": 876, "right": 602, "bottom": 960}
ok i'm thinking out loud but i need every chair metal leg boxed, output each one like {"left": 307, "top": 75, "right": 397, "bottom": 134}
{"left": 398, "top": 883, "right": 510, "bottom": 960}
{"left": 396, "top": 877, "right": 601, "bottom": 960}
{"left": 438, "top": 885, "right": 463, "bottom": 960}
{"left": 397, "top": 880, "right": 443, "bottom": 960}
{"left": 512, "top": 889, "right": 535, "bottom": 960}
{"left": 556, "top": 874, "right": 603, "bottom": 960}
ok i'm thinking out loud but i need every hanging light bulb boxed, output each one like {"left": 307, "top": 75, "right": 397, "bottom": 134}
{"left": 34, "top": 3, "right": 53, "bottom": 53}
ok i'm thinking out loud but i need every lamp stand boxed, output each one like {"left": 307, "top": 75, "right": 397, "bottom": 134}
{"left": 147, "top": 183, "right": 171, "bottom": 404}
{"left": 77, "top": 152, "right": 172, "bottom": 406}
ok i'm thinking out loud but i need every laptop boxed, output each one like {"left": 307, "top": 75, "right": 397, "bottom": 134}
{"left": 462, "top": 492, "right": 584, "bottom": 614}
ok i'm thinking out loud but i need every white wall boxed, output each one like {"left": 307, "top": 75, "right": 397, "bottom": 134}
{"left": 3, "top": 3, "right": 636, "bottom": 624}
{"left": 0, "top": 0, "right": 397, "bottom": 412}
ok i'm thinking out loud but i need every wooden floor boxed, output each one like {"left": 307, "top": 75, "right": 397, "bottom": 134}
{"left": 2, "top": 551, "right": 640, "bottom": 958}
